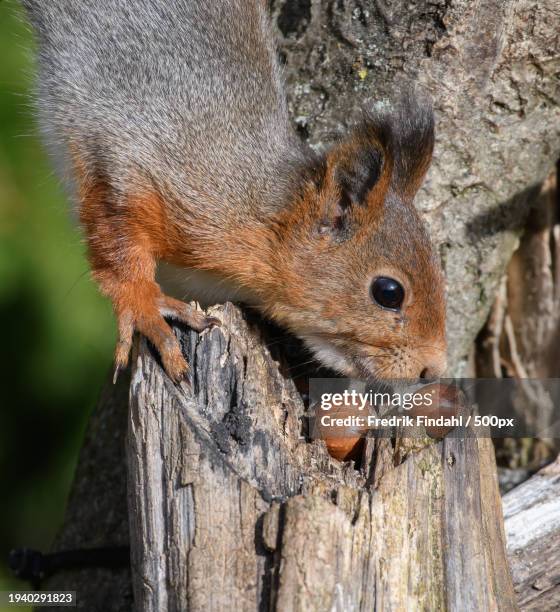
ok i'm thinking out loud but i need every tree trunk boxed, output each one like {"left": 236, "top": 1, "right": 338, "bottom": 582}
{"left": 40, "top": 1, "right": 560, "bottom": 610}
{"left": 124, "top": 305, "right": 518, "bottom": 611}
{"left": 41, "top": 372, "right": 133, "bottom": 612}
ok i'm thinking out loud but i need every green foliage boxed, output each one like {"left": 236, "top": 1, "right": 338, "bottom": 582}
{"left": 0, "top": 3, "right": 115, "bottom": 600}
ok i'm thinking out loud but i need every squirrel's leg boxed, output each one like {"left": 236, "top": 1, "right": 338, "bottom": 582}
{"left": 78, "top": 176, "right": 219, "bottom": 382}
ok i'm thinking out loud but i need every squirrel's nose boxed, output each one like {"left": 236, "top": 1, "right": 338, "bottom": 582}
{"left": 419, "top": 352, "right": 447, "bottom": 379}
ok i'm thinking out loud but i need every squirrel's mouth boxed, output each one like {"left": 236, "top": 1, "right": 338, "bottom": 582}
{"left": 301, "top": 334, "right": 364, "bottom": 378}
{"left": 278, "top": 321, "right": 431, "bottom": 382}
{"left": 301, "top": 334, "right": 421, "bottom": 381}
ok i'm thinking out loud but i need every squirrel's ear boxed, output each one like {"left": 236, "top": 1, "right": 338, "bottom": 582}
{"left": 315, "top": 91, "right": 434, "bottom": 236}
{"left": 333, "top": 142, "right": 388, "bottom": 208}
{"left": 319, "top": 126, "right": 393, "bottom": 236}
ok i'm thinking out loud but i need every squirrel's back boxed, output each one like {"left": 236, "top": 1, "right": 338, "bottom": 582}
{"left": 22, "top": 0, "right": 305, "bottom": 220}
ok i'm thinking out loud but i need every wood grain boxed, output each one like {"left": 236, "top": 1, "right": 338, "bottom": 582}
{"left": 504, "top": 458, "right": 560, "bottom": 611}
{"left": 127, "top": 305, "right": 517, "bottom": 611}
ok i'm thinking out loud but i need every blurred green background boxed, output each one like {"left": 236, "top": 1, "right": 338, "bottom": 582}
{"left": 0, "top": 2, "right": 115, "bottom": 606}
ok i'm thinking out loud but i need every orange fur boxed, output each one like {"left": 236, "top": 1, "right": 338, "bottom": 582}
{"left": 76, "top": 162, "right": 219, "bottom": 381}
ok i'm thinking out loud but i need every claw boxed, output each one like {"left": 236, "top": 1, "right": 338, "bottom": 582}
{"left": 164, "top": 358, "right": 189, "bottom": 383}
{"left": 111, "top": 294, "right": 220, "bottom": 382}
{"left": 158, "top": 296, "right": 222, "bottom": 333}
{"left": 178, "top": 371, "right": 192, "bottom": 388}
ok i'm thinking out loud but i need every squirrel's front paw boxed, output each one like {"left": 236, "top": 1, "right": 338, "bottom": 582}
{"left": 157, "top": 295, "right": 221, "bottom": 333}
{"left": 113, "top": 294, "right": 220, "bottom": 384}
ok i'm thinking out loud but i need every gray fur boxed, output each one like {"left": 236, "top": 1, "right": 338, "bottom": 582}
{"left": 21, "top": 0, "right": 306, "bottom": 224}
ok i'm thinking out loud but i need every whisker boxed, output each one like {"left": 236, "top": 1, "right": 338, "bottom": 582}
{"left": 413, "top": 342, "right": 448, "bottom": 352}
{"left": 285, "top": 358, "right": 321, "bottom": 373}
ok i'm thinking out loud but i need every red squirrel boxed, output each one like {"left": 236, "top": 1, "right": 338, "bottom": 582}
{"left": 21, "top": 0, "right": 447, "bottom": 382}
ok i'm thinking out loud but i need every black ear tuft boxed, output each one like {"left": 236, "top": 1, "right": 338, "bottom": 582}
{"left": 385, "top": 90, "right": 435, "bottom": 199}
{"left": 318, "top": 133, "right": 389, "bottom": 241}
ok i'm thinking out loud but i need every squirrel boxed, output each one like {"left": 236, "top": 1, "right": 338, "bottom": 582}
{"left": 21, "top": 0, "right": 447, "bottom": 383}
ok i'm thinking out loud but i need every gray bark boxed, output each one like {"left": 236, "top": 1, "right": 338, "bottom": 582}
{"left": 40, "top": 1, "right": 560, "bottom": 610}
{"left": 42, "top": 372, "right": 133, "bottom": 612}
{"left": 126, "top": 305, "right": 517, "bottom": 611}
{"left": 504, "top": 457, "right": 560, "bottom": 611}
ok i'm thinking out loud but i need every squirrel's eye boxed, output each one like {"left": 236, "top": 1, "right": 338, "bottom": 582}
{"left": 370, "top": 277, "right": 405, "bottom": 311}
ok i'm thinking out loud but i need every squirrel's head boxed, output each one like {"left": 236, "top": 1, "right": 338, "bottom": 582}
{"left": 264, "top": 94, "right": 447, "bottom": 380}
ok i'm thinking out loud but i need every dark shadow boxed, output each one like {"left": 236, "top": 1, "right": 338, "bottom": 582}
{"left": 464, "top": 183, "right": 543, "bottom": 242}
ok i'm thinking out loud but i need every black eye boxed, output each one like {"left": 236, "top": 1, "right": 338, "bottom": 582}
{"left": 370, "top": 277, "right": 405, "bottom": 311}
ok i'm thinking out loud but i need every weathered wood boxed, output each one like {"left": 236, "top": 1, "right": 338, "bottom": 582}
{"left": 476, "top": 169, "right": 560, "bottom": 485}
{"left": 41, "top": 371, "right": 133, "bottom": 612}
{"left": 476, "top": 170, "right": 560, "bottom": 383}
{"left": 503, "top": 457, "right": 560, "bottom": 611}
{"left": 127, "top": 305, "right": 517, "bottom": 611}
{"left": 504, "top": 170, "right": 560, "bottom": 381}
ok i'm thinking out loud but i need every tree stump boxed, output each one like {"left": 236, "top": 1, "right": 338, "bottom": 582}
{"left": 126, "top": 304, "right": 517, "bottom": 611}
